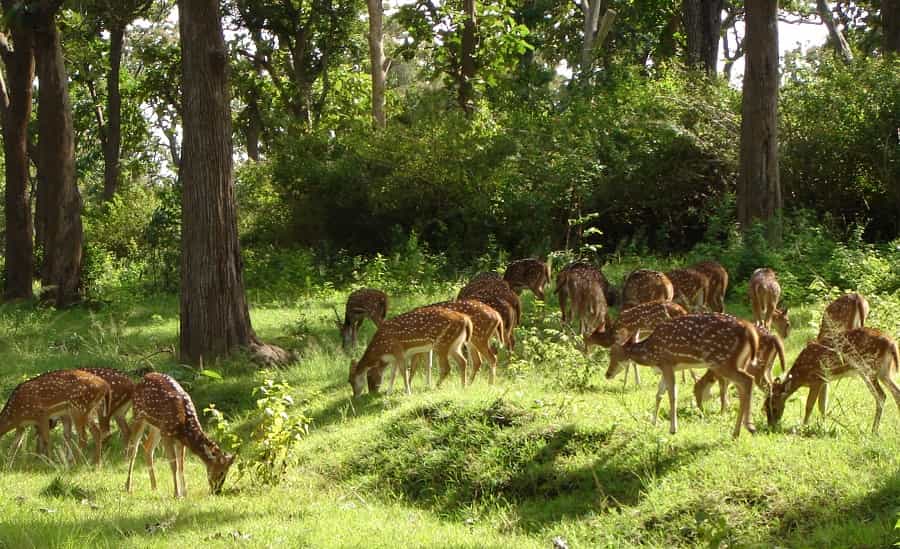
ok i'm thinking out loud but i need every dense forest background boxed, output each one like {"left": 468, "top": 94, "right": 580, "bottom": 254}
{"left": 0, "top": 0, "right": 896, "bottom": 303}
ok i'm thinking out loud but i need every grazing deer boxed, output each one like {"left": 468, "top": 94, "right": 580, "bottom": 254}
{"left": 605, "top": 313, "right": 759, "bottom": 438}
{"left": 556, "top": 266, "right": 608, "bottom": 338}
{"left": 125, "top": 373, "right": 235, "bottom": 498}
{"left": 337, "top": 288, "right": 389, "bottom": 351}
{"left": 409, "top": 300, "right": 505, "bottom": 385}
{"left": 556, "top": 262, "right": 616, "bottom": 317}
{"left": 586, "top": 301, "right": 688, "bottom": 387}
{"left": 766, "top": 328, "right": 900, "bottom": 432}
{"left": 817, "top": 292, "right": 869, "bottom": 344}
{"left": 691, "top": 261, "right": 729, "bottom": 313}
{"left": 666, "top": 268, "right": 710, "bottom": 312}
{"left": 348, "top": 307, "right": 473, "bottom": 397}
{"left": 503, "top": 258, "right": 551, "bottom": 300}
{"left": 458, "top": 275, "right": 520, "bottom": 350}
{"left": 749, "top": 268, "right": 790, "bottom": 337}
{"left": 1, "top": 370, "right": 110, "bottom": 466}
{"left": 694, "top": 324, "right": 785, "bottom": 412}
{"left": 621, "top": 269, "right": 674, "bottom": 310}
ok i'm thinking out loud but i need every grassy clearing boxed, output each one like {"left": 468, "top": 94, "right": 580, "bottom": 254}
{"left": 1, "top": 282, "right": 900, "bottom": 548}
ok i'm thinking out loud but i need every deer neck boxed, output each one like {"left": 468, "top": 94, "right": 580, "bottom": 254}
{"left": 623, "top": 338, "right": 655, "bottom": 365}
{"left": 180, "top": 411, "right": 226, "bottom": 467}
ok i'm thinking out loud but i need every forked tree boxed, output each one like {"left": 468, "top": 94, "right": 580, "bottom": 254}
{"left": 177, "top": 0, "right": 288, "bottom": 365}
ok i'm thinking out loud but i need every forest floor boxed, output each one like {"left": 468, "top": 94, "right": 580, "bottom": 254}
{"left": 1, "top": 283, "right": 899, "bottom": 548}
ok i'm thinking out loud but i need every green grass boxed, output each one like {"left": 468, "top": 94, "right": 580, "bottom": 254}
{"left": 1, "top": 282, "right": 900, "bottom": 548}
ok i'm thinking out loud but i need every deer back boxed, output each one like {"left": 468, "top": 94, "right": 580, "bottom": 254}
{"left": 431, "top": 299, "right": 503, "bottom": 342}
{"left": 818, "top": 293, "right": 869, "bottom": 342}
{"left": 691, "top": 261, "right": 728, "bottom": 298}
{"left": 666, "top": 268, "right": 710, "bottom": 311}
{"left": 622, "top": 269, "right": 674, "bottom": 309}
{"left": 503, "top": 258, "right": 550, "bottom": 298}
{"left": 749, "top": 268, "right": 781, "bottom": 309}
{"left": 0, "top": 370, "right": 110, "bottom": 435}
{"left": 345, "top": 288, "right": 389, "bottom": 324}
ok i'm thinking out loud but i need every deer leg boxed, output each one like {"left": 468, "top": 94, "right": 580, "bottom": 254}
{"left": 864, "top": 376, "right": 886, "bottom": 433}
{"left": 177, "top": 442, "right": 187, "bottom": 498}
{"left": 718, "top": 367, "right": 755, "bottom": 437}
{"left": 426, "top": 351, "right": 433, "bottom": 389}
{"left": 8, "top": 428, "right": 27, "bottom": 468}
{"left": 468, "top": 341, "right": 483, "bottom": 385}
{"left": 817, "top": 383, "right": 829, "bottom": 416}
{"left": 719, "top": 378, "right": 730, "bottom": 414}
{"left": 662, "top": 368, "right": 678, "bottom": 434}
{"left": 876, "top": 362, "right": 900, "bottom": 414}
{"left": 125, "top": 418, "right": 148, "bottom": 493}
{"left": 115, "top": 413, "right": 132, "bottom": 445}
{"left": 144, "top": 428, "right": 160, "bottom": 491}
{"left": 653, "top": 376, "right": 667, "bottom": 425}
{"left": 385, "top": 359, "right": 399, "bottom": 394}
{"left": 87, "top": 415, "right": 103, "bottom": 467}
{"left": 436, "top": 349, "right": 453, "bottom": 388}
{"left": 163, "top": 437, "right": 181, "bottom": 498}
{"left": 452, "top": 346, "right": 468, "bottom": 389}
{"left": 804, "top": 383, "right": 822, "bottom": 424}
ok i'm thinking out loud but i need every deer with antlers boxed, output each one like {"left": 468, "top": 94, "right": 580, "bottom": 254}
{"left": 621, "top": 269, "right": 674, "bottom": 310}
{"left": 125, "top": 373, "right": 235, "bottom": 498}
{"left": 605, "top": 313, "right": 759, "bottom": 438}
{"left": 336, "top": 288, "right": 389, "bottom": 351}
{"left": 458, "top": 275, "right": 520, "bottom": 350}
{"left": 694, "top": 324, "right": 785, "bottom": 413}
{"left": 666, "top": 268, "right": 710, "bottom": 313}
{"left": 503, "top": 258, "right": 551, "bottom": 300}
{"left": 585, "top": 301, "right": 688, "bottom": 387}
{"left": 1, "top": 370, "right": 110, "bottom": 466}
{"left": 749, "top": 268, "right": 790, "bottom": 337}
{"left": 817, "top": 292, "right": 870, "bottom": 344}
{"left": 765, "top": 328, "right": 900, "bottom": 432}
{"left": 349, "top": 307, "right": 473, "bottom": 397}
{"left": 691, "top": 261, "right": 729, "bottom": 312}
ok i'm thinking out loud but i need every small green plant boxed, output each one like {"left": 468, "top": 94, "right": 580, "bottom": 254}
{"left": 243, "top": 378, "right": 312, "bottom": 486}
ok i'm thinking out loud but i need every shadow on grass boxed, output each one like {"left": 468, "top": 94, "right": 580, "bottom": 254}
{"left": 0, "top": 507, "right": 258, "bottom": 546}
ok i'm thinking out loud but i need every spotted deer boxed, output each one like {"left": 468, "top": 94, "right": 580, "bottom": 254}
{"left": 691, "top": 261, "right": 729, "bottom": 313}
{"left": 666, "top": 268, "right": 710, "bottom": 312}
{"left": 556, "top": 266, "right": 608, "bottom": 338}
{"left": 556, "top": 262, "right": 616, "bottom": 320}
{"left": 605, "top": 313, "right": 759, "bottom": 438}
{"left": 503, "top": 258, "right": 551, "bottom": 300}
{"left": 585, "top": 301, "right": 688, "bottom": 387}
{"left": 458, "top": 275, "right": 520, "bottom": 350}
{"left": 766, "top": 328, "right": 900, "bottom": 432}
{"left": 749, "top": 268, "right": 790, "bottom": 337}
{"left": 817, "top": 292, "right": 869, "bottom": 345}
{"left": 1, "top": 370, "right": 110, "bottom": 466}
{"left": 125, "top": 373, "right": 235, "bottom": 498}
{"left": 694, "top": 324, "right": 785, "bottom": 412}
{"left": 337, "top": 288, "right": 389, "bottom": 350}
{"left": 408, "top": 300, "right": 505, "bottom": 385}
{"left": 621, "top": 269, "right": 674, "bottom": 310}
{"left": 348, "top": 307, "right": 473, "bottom": 397}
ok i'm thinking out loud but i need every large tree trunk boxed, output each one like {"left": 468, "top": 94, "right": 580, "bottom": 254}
{"left": 0, "top": 19, "right": 35, "bottom": 300}
{"left": 33, "top": 3, "right": 83, "bottom": 306}
{"left": 737, "top": 0, "right": 781, "bottom": 241}
{"left": 178, "top": 0, "right": 289, "bottom": 366}
{"left": 885, "top": 0, "right": 900, "bottom": 53}
{"left": 684, "top": 0, "right": 723, "bottom": 74}
{"left": 102, "top": 25, "right": 124, "bottom": 200}
{"left": 367, "top": 0, "right": 387, "bottom": 128}
{"left": 580, "top": 0, "right": 603, "bottom": 72}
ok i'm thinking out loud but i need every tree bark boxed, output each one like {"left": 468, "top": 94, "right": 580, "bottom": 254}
{"left": 367, "top": 0, "right": 387, "bottom": 128}
{"left": 815, "top": 0, "right": 853, "bottom": 63}
{"left": 884, "top": 0, "right": 900, "bottom": 53}
{"left": 32, "top": 2, "right": 83, "bottom": 306}
{"left": 737, "top": 0, "right": 781, "bottom": 241}
{"left": 102, "top": 25, "right": 124, "bottom": 200}
{"left": 580, "top": 0, "right": 603, "bottom": 72}
{"left": 684, "top": 0, "right": 723, "bottom": 74}
{"left": 0, "top": 18, "right": 35, "bottom": 300}
{"left": 178, "top": 0, "right": 282, "bottom": 365}
{"left": 458, "top": 0, "right": 477, "bottom": 114}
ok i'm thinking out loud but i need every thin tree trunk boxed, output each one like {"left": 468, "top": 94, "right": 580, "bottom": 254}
{"left": 367, "top": 0, "right": 387, "bottom": 128}
{"left": 815, "top": 0, "right": 853, "bottom": 63}
{"left": 685, "top": 0, "right": 722, "bottom": 74}
{"left": 33, "top": 3, "right": 83, "bottom": 306}
{"left": 884, "top": 0, "right": 900, "bottom": 53}
{"left": 683, "top": 0, "right": 703, "bottom": 67}
{"left": 459, "top": 0, "right": 477, "bottom": 114}
{"left": 738, "top": 0, "right": 781, "bottom": 242}
{"left": 103, "top": 25, "right": 124, "bottom": 200}
{"left": 178, "top": 0, "right": 289, "bottom": 365}
{"left": 580, "top": 0, "right": 603, "bottom": 72}
{"left": 0, "top": 20, "right": 35, "bottom": 300}
{"left": 244, "top": 99, "right": 261, "bottom": 160}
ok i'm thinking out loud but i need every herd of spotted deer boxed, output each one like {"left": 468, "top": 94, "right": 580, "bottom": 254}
{"left": 0, "top": 258, "right": 897, "bottom": 500}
